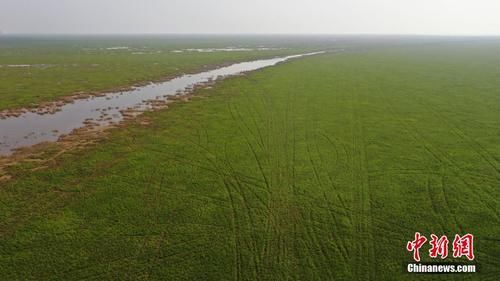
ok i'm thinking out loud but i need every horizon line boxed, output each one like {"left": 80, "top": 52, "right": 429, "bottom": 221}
{"left": 1, "top": 32, "right": 500, "bottom": 37}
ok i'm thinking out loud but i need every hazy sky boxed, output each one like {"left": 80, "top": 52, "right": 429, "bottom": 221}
{"left": 1, "top": 0, "right": 500, "bottom": 35}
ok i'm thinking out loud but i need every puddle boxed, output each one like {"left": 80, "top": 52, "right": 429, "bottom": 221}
{"left": 172, "top": 47, "right": 286, "bottom": 53}
{"left": 0, "top": 52, "right": 324, "bottom": 156}
{"left": 105, "top": 46, "right": 129, "bottom": 50}
{"left": 1, "top": 64, "right": 30, "bottom": 68}
{"left": 0, "top": 64, "right": 55, "bottom": 69}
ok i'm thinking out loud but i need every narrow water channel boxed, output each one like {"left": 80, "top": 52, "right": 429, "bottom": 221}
{"left": 0, "top": 52, "right": 324, "bottom": 155}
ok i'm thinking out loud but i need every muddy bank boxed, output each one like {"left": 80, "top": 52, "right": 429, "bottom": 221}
{"left": 0, "top": 51, "right": 326, "bottom": 181}
{"left": 0, "top": 63, "right": 236, "bottom": 119}
{"left": 0, "top": 82, "right": 208, "bottom": 182}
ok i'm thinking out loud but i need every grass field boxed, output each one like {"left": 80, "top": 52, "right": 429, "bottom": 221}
{"left": 0, "top": 38, "right": 499, "bottom": 280}
{"left": 0, "top": 35, "right": 323, "bottom": 110}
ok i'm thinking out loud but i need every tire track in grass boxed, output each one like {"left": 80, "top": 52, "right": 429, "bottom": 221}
{"left": 238, "top": 89, "right": 282, "bottom": 278}
{"left": 307, "top": 124, "right": 351, "bottom": 265}
{"left": 156, "top": 146, "right": 268, "bottom": 194}
{"left": 151, "top": 117, "right": 246, "bottom": 280}
{"left": 426, "top": 176, "right": 447, "bottom": 233}
{"left": 284, "top": 86, "right": 303, "bottom": 280}
{"left": 133, "top": 168, "right": 202, "bottom": 277}
{"left": 228, "top": 102, "right": 272, "bottom": 194}
{"left": 419, "top": 119, "right": 499, "bottom": 221}
{"left": 412, "top": 102, "right": 500, "bottom": 224}
{"left": 221, "top": 177, "right": 243, "bottom": 281}
{"left": 378, "top": 97, "right": 499, "bottom": 278}
{"left": 290, "top": 85, "right": 324, "bottom": 280}
{"left": 351, "top": 91, "right": 376, "bottom": 281}
{"left": 56, "top": 173, "right": 189, "bottom": 279}
{"left": 320, "top": 133, "right": 355, "bottom": 234}
{"left": 302, "top": 126, "right": 339, "bottom": 279}
{"left": 477, "top": 249, "right": 500, "bottom": 273}
{"left": 140, "top": 173, "right": 170, "bottom": 279}
{"left": 381, "top": 97, "right": 465, "bottom": 232}
{"left": 257, "top": 80, "right": 307, "bottom": 280}
{"left": 266, "top": 97, "right": 290, "bottom": 280}
{"left": 0, "top": 151, "right": 129, "bottom": 240}
{"left": 298, "top": 208, "right": 327, "bottom": 277}
{"left": 383, "top": 97, "right": 499, "bottom": 222}
{"left": 228, "top": 95, "right": 278, "bottom": 279}
{"left": 223, "top": 149, "right": 265, "bottom": 280}
{"left": 223, "top": 143, "right": 268, "bottom": 209}
{"left": 415, "top": 96, "right": 500, "bottom": 175}
{"left": 316, "top": 133, "right": 353, "bottom": 223}
{"left": 209, "top": 132, "right": 265, "bottom": 280}
{"left": 240, "top": 86, "right": 269, "bottom": 151}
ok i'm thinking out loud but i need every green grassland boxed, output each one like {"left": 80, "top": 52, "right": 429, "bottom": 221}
{"left": 1, "top": 39, "right": 500, "bottom": 280}
{"left": 0, "top": 35, "right": 324, "bottom": 110}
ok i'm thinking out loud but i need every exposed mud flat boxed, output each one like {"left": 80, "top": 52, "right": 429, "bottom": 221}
{"left": 0, "top": 52, "right": 326, "bottom": 178}
{"left": 0, "top": 85, "right": 208, "bottom": 181}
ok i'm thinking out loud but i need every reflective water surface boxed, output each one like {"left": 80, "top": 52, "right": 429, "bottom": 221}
{"left": 0, "top": 52, "right": 323, "bottom": 155}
